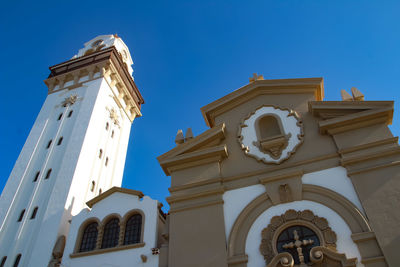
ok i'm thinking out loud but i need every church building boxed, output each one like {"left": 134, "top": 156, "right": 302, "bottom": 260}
{"left": 0, "top": 35, "right": 399, "bottom": 267}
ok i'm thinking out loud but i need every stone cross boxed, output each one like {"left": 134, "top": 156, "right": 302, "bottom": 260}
{"left": 282, "top": 230, "right": 314, "bottom": 266}
{"left": 249, "top": 73, "right": 264, "bottom": 82}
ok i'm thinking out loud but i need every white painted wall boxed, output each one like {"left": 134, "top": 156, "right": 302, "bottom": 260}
{"left": 0, "top": 68, "right": 136, "bottom": 267}
{"left": 302, "top": 166, "right": 365, "bottom": 215}
{"left": 62, "top": 192, "right": 161, "bottom": 267}
{"left": 245, "top": 201, "right": 364, "bottom": 267}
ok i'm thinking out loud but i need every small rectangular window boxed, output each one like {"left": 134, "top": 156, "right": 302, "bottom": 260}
{"left": 30, "top": 207, "right": 38, "bottom": 219}
{"left": 33, "top": 171, "right": 40, "bottom": 182}
{"left": 45, "top": 169, "right": 52, "bottom": 179}
{"left": 57, "top": 137, "right": 63, "bottom": 146}
{"left": 57, "top": 113, "right": 63, "bottom": 121}
{"left": 0, "top": 256, "right": 7, "bottom": 267}
{"left": 67, "top": 110, "right": 73, "bottom": 117}
{"left": 46, "top": 140, "right": 52, "bottom": 149}
{"left": 13, "top": 254, "right": 21, "bottom": 267}
{"left": 17, "top": 210, "right": 25, "bottom": 222}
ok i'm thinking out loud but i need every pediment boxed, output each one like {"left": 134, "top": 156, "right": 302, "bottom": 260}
{"left": 201, "top": 77, "right": 324, "bottom": 127}
{"left": 309, "top": 101, "right": 394, "bottom": 134}
{"left": 157, "top": 123, "right": 228, "bottom": 175}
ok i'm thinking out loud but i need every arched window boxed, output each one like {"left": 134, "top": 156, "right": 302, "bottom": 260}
{"left": 45, "top": 169, "right": 52, "bottom": 179}
{"left": 57, "top": 137, "right": 63, "bottom": 146}
{"left": 105, "top": 157, "right": 109, "bottom": 166}
{"left": 0, "top": 256, "right": 7, "bottom": 267}
{"left": 17, "top": 210, "right": 25, "bottom": 222}
{"left": 57, "top": 113, "right": 63, "bottom": 121}
{"left": 13, "top": 254, "right": 21, "bottom": 267}
{"left": 111, "top": 130, "right": 114, "bottom": 138}
{"left": 46, "top": 140, "right": 52, "bottom": 149}
{"left": 90, "top": 181, "right": 95, "bottom": 192}
{"left": 67, "top": 110, "right": 73, "bottom": 118}
{"left": 79, "top": 222, "right": 98, "bottom": 252}
{"left": 33, "top": 171, "right": 40, "bottom": 182}
{"left": 258, "top": 115, "right": 282, "bottom": 140}
{"left": 30, "top": 207, "right": 38, "bottom": 219}
{"left": 101, "top": 218, "right": 120, "bottom": 249}
{"left": 106, "top": 122, "right": 109, "bottom": 130}
{"left": 99, "top": 149, "right": 103, "bottom": 159}
{"left": 124, "top": 214, "right": 142, "bottom": 245}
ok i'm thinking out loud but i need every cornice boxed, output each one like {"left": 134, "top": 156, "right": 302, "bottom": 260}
{"left": 44, "top": 46, "right": 144, "bottom": 120}
{"left": 309, "top": 101, "right": 394, "bottom": 135}
{"left": 201, "top": 77, "right": 324, "bottom": 127}
{"left": 86, "top": 187, "right": 144, "bottom": 208}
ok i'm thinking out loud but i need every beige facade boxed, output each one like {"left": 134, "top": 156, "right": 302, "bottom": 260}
{"left": 158, "top": 77, "right": 400, "bottom": 267}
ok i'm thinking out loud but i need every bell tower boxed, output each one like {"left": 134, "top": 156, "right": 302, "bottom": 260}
{"left": 0, "top": 35, "right": 144, "bottom": 266}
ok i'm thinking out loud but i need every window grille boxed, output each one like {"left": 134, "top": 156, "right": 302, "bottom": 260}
{"left": 124, "top": 214, "right": 142, "bottom": 245}
{"left": 79, "top": 222, "right": 98, "bottom": 252}
{"left": 101, "top": 218, "right": 120, "bottom": 249}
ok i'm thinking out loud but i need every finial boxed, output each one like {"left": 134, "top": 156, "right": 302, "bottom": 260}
{"left": 175, "top": 130, "right": 185, "bottom": 145}
{"left": 113, "top": 33, "right": 120, "bottom": 38}
{"left": 351, "top": 87, "right": 364, "bottom": 101}
{"left": 340, "top": 90, "right": 353, "bottom": 101}
{"left": 249, "top": 73, "right": 264, "bottom": 83}
{"left": 185, "top": 128, "right": 194, "bottom": 141}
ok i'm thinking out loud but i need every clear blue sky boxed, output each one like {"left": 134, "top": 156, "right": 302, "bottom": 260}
{"left": 1, "top": 0, "right": 399, "bottom": 211}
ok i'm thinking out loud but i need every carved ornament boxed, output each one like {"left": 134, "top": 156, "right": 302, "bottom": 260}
{"left": 238, "top": 105, "right": 304, "bottom": 164}
{"left": 260, "top": 209, "right": 337, "bottom": 264}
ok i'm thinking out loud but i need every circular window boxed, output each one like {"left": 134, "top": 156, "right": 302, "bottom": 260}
{"left": 276, "top": 225, "right": 320, "bottom": 264}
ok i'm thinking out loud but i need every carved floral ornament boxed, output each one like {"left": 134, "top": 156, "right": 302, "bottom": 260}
{"left": 62, "top": 94, "right": 78, "bottom": 107}
{"left": 260, "top": 209, "right": 338, "bottom": 266}
{"left": 238, "top": 105, "right": 304, "bottom": 164}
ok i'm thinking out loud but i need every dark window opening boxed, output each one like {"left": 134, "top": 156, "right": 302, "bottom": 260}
{"left": 17, "top": 210, "right": 25, "bottom": 222}
{"left": 13, "top": 254, "right": 21, "bottom": 267}
{"left": 57, "top": 113, "right": 63, "bottom": 121}
{"left": 45, "top": 169, "right": 52, "bottom": 179}
{"left": 79, "top": 222, "right": 98, "bottom": 252}
{"left": 106, "top": 122, "right": 109, "bottom": 130}
{"left": 33, "top": 171, "right": 40, "bottom": 182}
{"left": 46, "top": 140, "right": 52, "bottom": 149}
{"left": 30, "top": 207, "right": 38, "bottom": 219}
{"left": 0, "top": 256, "right": 6, "bottom": 267}
{"left": 101, "top": 218, "right": 120, "bottom": 249}
{"left": 105, "top": 157, "right": 109, "bottom": 166}
{"left": 99, "top": 189, "right": 102, "bottom": 195}
{"left": 99, "top": 149, "right": 103, "bottom": 159}
{"left": 68, "top": 110, "right": 73, "bottom": 117}
{"left": 90, "top": 181, "right": 95, "bottom": 192}
{"left": 111, "top": 130, "right": 114, "bottom": 138}
{"left": 57, "top": 137, "right": 63, "bottom": 146}
{"left": 124, "top": 214, "right": 142, "bottom": 245}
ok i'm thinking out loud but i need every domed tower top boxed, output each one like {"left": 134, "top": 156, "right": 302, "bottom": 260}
{"left": 74, "top": 34, "right": 134, "bottom": 75}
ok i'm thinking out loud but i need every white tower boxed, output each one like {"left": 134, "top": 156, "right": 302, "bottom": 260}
{"left": 0, "top": 35, "right": 144, "bottom": 267}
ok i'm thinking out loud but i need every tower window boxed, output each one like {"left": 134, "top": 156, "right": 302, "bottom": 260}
{"left": 105, "top": 157, "right": 109, "bottom": 166}
{"left": 90, "top": 181, "right": 95, "bottom": 192}
{"left": 0, "top": 256, "right": 6, "bottom": 267}
{"left": 111, "top": 130, "right": 114, "bottom": 138}
{"left": 68, "top": 110, "right": 73, "bottom": 117}
{"left": 106, "top": 122, "right": 109, "bottom": 130}
{"left": 17, "top": 210, "right": 25, "bottom": 222}
{"left": 57, "top": 113, "right": 63, "bottom": 121}
{"left": 33, "top": 171, "right": 40, "bottom": 182}
{"left": 30, "top": 207, "right": 38, "bottom": 219}
{"left": 99, "top": 149, "right": 103, "bottom": 159}
{"left": 79, "top": 222, "right": 98, "bottom": 252}
{"left": 46, "top": 140, "right": 52, "bottom": 149}
{"left": 45, "top": 169, "right": 52, "bottom": 179}
{"left": 101, "top": 218, "right": 120, "bottom": 249}
{"left": 124, "top": 214, "right": 142, "bottom": 245}
{"left": 13, "top": 254, "right": 21, "bottom": 267}
{"left": 258, "top": 115, "right": 282, "bottom": 139}
{"left": 57, "top": 137, "right": 63, "bottom": 146}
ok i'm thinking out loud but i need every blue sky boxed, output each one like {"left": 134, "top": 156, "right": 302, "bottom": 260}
{"left": 1, "top": 0, "right": 399, "bottom": 211}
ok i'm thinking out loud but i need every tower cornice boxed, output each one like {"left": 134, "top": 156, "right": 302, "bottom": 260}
{"left": 44, "top": 46, "right": 144, "bottom": 120}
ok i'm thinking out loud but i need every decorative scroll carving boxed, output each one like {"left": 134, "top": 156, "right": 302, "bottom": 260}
{"left": 260, "top": 210, "right": 337, "bottom": 264}
{"left": 238, "top": 105, "right": 304, "bottom": 164}
{"left": 62, "top": 95, "right": 78, "bottom": 107}
{"left": 266, "top": 252, "right": 294, "bottom": 267}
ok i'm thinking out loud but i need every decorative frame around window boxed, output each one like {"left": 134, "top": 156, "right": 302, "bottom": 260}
{"left": 260, "top": 209, "right": 337, "bottom": 265}
{"left": 73, "top": 210, "right": 145, "bottom": 256}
